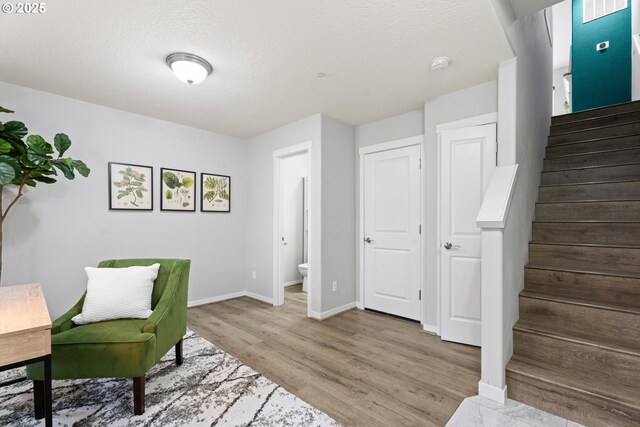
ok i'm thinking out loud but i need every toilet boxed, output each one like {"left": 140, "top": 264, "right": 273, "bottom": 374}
{"left": 298, "top": 263, "right": 308, "bottom": 292}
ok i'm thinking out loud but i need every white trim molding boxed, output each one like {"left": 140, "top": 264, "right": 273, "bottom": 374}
{"left": 422, "top": 324, "right": 438, "bottom": 335}
{"left": 435, "top": 112, "right": 498, "bottom": 134}
{"left": 358, "top": 135, "right": 423, "bottom": 155}
{"left": 188, "top": 291, "right": 275, "bottom": 308}
{"left": 478, "top": 381, "right": 507, "bottom": 405}
{"left": 309, "top": 301, "right": 357, "bottom": 321}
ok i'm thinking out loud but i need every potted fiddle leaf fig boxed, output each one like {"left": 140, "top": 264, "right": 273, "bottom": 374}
{"left": 0, "top": 105, "right": 90, "bottom": 282}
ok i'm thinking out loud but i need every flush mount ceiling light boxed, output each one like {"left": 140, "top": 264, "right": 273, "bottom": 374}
{"left": 431, "top": 56, "right": 450, "bottom": 71}
{"left": 166, "top": 53, "right": 213, "bottom": 85}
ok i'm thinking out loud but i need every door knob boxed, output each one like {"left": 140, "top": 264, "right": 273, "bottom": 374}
{"left": 443, "top": 242, "right": 460, "bottom": 250}
{"left": 364, "top": 237, "right": 374, "bottom": 243}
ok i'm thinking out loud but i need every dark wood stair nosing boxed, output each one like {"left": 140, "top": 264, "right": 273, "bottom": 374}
{"left": 513, "top": 324, "right": 640, "bottom": 358}
{"left": 539, "top": 179, "right": 640, "bottom": 189}
{"left": 551, "top": 101, "right": 640, "bottom": 124}
{"left": 507, "top": 356, "right": 640, "bottom": 411}
{"left": 519, "top": 290, "right": 640, "bottom": 316}
{"left": 524, "top": 263, "right": 640, "bottom": 280}
{"left": 548, "top": 132, "right": 640, "bottom": 147}
{"left": 536, "top": 199, "right": 640, "bottom": 205}
{"left": 549, "top": 120, "right": 640, "bottom": 138}
{"left": 542, "top": 160, "right": 640, "bottom": 173}
{"left": 545, "top": 145, "right": 640, "bottom": 160}
{"left": 550, "top": 110, "right": 640, "bottom": 131}
{"left": 529, "top": 241, "right": 640, "bottom": 249}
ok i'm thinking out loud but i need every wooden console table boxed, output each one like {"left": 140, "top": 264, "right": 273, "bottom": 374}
{"left": 0, "top": 283, "right": 52, "bottom": 427}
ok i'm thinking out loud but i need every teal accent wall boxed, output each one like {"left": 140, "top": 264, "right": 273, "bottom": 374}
{"left": 572, "top": 0, "right": 632, "bottom": 111}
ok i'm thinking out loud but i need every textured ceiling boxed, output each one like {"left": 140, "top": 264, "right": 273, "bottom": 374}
{"left": 0, "top": 1, "right": 512, "bottom": 138}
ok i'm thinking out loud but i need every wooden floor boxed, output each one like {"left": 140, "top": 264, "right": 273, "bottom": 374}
{"left": 188, "top": 285, "right": 480, "bottom": 426}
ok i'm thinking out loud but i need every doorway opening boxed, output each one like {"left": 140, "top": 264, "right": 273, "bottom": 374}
{"left": 273, "top": 142, "right": 312, "bottom": 316}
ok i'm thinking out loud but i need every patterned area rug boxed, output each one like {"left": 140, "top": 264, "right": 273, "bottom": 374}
{"left": 0, "top": 331, "right": 339, "bottom": 426}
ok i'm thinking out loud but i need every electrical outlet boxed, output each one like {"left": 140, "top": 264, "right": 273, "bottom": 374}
{"left": 332, "top": 281, "right": 338, "bottom": 291}
{"left": 252, "top": 271, "right": 256, "bottom": 280}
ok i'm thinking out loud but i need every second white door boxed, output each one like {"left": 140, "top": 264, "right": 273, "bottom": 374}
{"left": 363, "top": 145, "right": 421, "bottom": 320}
{"left": 439, "top": 123, "right": 496, "bottom": 346}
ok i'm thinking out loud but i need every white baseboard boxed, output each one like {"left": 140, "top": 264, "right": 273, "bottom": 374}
{"left": 245, "top": 291, "right": 274, "bottom": 305}
{"left": 356, "top": 300, "right": 364, "bottom": 310}
{"left": 188, "top": 291, "right": 246, "bottom": 308}
{"left": 478, "top": 381, "right": 507, "bottom": 404}
{"left": 309, "top": 301, "right": 357, "bottom": 320}
{"left": 422, "top": 324, "right": 439, "bottom": 335}
{"left": 284, "top": 280, "right": 303, "bottom": 287}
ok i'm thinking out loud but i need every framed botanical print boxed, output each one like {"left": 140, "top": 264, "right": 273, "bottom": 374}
{"left": 108, "top": 162, "right": 153, "bottom": 210}
{"left": 201, "top": 173, "right": 231, "bottom": 212}
{"left": 161, "top": 168, "right": 196, "bottom": 211}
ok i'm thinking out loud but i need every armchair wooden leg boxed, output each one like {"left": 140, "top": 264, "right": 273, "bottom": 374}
{"left": 175, "top": 338, "right": 183, "bottom": 366}
{"left": 133, "top": 376, "right": 145, "bottom": 415}
{"left": 33, "top": 380, "right": 44, "bottom": 419}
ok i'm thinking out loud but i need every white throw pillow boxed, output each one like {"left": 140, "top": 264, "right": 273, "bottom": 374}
{"left": 72, "top": 263, "right": 161, "bottom": 325}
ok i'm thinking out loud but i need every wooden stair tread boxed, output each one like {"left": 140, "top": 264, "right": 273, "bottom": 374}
{"left": 542, "top": 159, "right": 640, "bottom": 172}
{"left": 520, "top": 290, "right": 640, "bottom": 316}
{"left": 513, "top": 323, "right": 640, "bottom": 358}
{"left": 550, "top": 110, "right": 640, "bottom": 133}
{"left": 551, "top": 100, "right": 640, "bottom": 125}
{"left": 549, "top": 120, "right": 640, "bottom": 137}
{"left": 530, "top": 241, "right": 640, "bottom": 249}
{"left": 545, "top": 145, "right": 640, "bottom": 159}
{"left": 539, "top": 178, "right": 640, "bottom": 188}
{"left": 507, "top": 356, "right": 640, "bottom": 411}
{"left": 525, "top": 263, "right": 640, "bottom": 280}
{"left": 548, "top": 131, "right": 640, "bottom": 147}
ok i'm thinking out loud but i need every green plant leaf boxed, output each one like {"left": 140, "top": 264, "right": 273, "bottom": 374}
{"left": 182, "top": 176, "right": 194, "bottom": 188}
{"left": 204, "top": 190, "right": 216, "bottom": 202}
{"left": 54, "top": 133, "right": 72, "bottom": 157}
{"left": 27, "top": 135, "right": 54, "bottom": 155}
{"left": 0, "top": 138, "right": 12, "bottom": 154}
{"left": 162, "top": 171, "right": 180, "bottom": 189}
{"left": 26, "top": 151, "right": 49, "bottom": 166}
{"left": 165, "top": 189, "right": 173, "bottom": 199}
{"left": 135, "top": 189, "right": 143, "bottom": 199}
{"left": 1, "top": 121, "right": 28, "bottom": 143}
{"left": 0, "top": 161, "right": 16, "bottom": 185}
{"left": 0, "top": 155, "right": 21, "bottom": 174}
{"left": 52, "top": 160, "right": 75, "bottom": 179}
{"left": 33, "top": 176, "right": 57, "bottom": 184}
{"left": 0, "top": 106, "right": 14, "bottom": 114}
{"left": 72, "top": 159, "right": 90, "bottom": 177}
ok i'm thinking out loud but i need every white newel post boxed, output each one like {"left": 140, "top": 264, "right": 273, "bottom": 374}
{"left": 476, "top": 165, "right": 519, "bottom": 404}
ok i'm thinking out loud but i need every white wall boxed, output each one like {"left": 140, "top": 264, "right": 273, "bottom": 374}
{"left": 500, "top": 9, "right": 553, "bottom": 369}
{"left": 354, "top": 109, "right": 424, "bottom": 305}
{"left": 280, "top": 153, "right": 309, "bottom": 284}
{"left": 423, "top": 80, "right": 499, "bottom": 329}
{"left": 553, "top": 66, "right": 570, "bottom": 115}
{"left": 320, "top": 116, "right": 356, "bottom": 313}
{"left": 0, "top": 82, "right": 249, "bottom": 318}
{"left": 245, "top": 114, "right": 322, "bottom": 311}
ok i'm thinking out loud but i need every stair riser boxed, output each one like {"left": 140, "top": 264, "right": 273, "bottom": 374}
{"left": 541, "top": 164, "right": 640, "bottom": 185}
{"left": 506, "top": 370, "right": 640, "bottom": 427}
{"left": 535, "top": 201, "right": 640, "bottom": 222}
{"left": 529, "top": 243, "right": 640, "bottom": 276}
{"left": 538, "top": 181, "right": 640, "bottom": 202}
{"left": 546, "top": 135, "right": 640, "bottom": 158}
{"left": 548, "top": 122, "right": 640, "bottom": 145}
{"left": 518, "top": 296, "right": 640, "bottom": 347}
{"left": 551, "top": 112, "right": 640, "bottom": 135}
{"left": 543, "top": 148, "right": 640, "bottom": 171}
{"left": 525, "top": 268, "right": 640, "bottom": 309}
{"left": 552, "top": 102, "right": 640, "bottom": 126}
{"left": 532, "top": 222, "right": 640, "bottom": 245}
{"left": 513, "top": 330, "right": 640, "bottom": 388}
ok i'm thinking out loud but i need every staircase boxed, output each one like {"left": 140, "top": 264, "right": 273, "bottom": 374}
{"left": 506, "top": 101, "right": 640, "bottom": 426}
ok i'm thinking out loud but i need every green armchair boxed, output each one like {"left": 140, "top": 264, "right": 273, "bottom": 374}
{"left": 27, "top": 258, "right": 191, "bottom": 416}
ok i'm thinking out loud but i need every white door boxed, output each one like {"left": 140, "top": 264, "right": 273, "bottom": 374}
{"left": 439, "top": 124, "right": 496, "bottom": 346}
{"left": 363, "top": 145, "right": 421, "bottom": 320}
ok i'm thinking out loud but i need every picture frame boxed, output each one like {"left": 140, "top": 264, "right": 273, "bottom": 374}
{"left": 201, "top": 173, "right": 231, "bottom": 212}
{"left": 160, "top": 168, "right": 196, "bottom": 212}
{"left": 108, "top": 162, "right": 153, "bottom": 211}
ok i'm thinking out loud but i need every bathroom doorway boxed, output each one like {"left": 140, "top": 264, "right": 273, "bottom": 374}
{"left": 272, "top": 142, "right": 312, "bottom": 316}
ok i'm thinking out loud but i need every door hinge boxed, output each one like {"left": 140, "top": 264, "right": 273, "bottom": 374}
{"left": 419, "top": 290, "right": 422, "bottom": 300}
{"left": 419, "top": 224, "right": 422, "bottom": 235}
{"left": 419, "top": 158, "right": 422, "bottom": 169}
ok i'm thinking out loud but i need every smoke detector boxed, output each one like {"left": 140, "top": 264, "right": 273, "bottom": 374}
{"left": 431, "top": 57, "right": 450, "bottom": 71}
